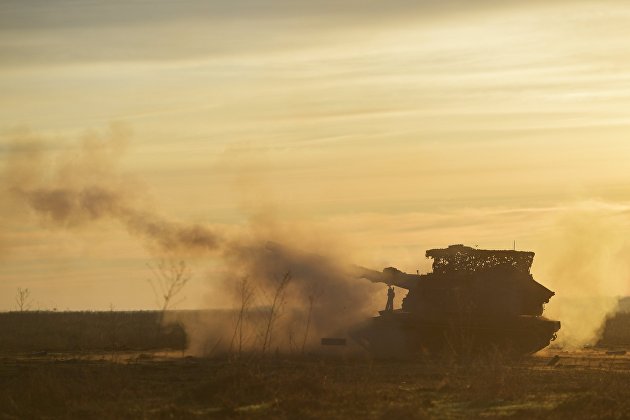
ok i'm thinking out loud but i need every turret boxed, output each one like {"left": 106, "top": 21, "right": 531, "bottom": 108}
{"left": 355, "top": 245, "right": 555, "bottom": 317}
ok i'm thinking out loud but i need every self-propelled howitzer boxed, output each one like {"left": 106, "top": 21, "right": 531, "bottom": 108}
{"left": 350, "top": 244, "right": 561, "bottom": 357}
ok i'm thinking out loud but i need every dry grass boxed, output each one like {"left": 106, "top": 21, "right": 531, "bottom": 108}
{"left": 1, "top": 352, "right": 630, "bottom": 419}
{"left": 2, "top": 311, "right": 630, "bottom": 418}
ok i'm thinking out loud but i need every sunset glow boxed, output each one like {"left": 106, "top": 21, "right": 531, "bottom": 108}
{"left": 2, "top": 0, "right": 630, "bottom": 312}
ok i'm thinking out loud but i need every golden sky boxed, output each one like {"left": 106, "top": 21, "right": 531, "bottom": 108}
{"left": 1, "top": 0, "right": 630, "bottom": 311}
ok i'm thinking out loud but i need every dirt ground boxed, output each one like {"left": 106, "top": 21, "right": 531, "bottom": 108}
{"left": 1, "top": 348, "right": 630, "bottom": 419}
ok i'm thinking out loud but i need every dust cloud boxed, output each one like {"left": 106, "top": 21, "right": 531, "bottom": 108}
{"left": 179, "top": 236, "right": 382, "bottom": 355}
{"left": 1, "top": 127, "right": 381, "bottom": 353}
{"left": 13, "top": 127, "right": 629, "bottom": 354}
{"left": 534, "top": 203, "right": 630, "bottom": 349}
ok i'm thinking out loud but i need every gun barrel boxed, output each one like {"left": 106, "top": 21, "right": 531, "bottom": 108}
{"left": 352, "top": 265, "right": 419, "bottom": 290}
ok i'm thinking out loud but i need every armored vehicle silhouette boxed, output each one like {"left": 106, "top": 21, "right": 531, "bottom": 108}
{"left": 351, "top": 244, "right": 560, "bottom": 357}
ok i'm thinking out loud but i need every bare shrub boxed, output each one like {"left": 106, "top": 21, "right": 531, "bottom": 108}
{"left": 302, "top": 286, "right": 322, "bottom": 354}
{"left": 229, "top": 276, "right": 255, "bottom": 357}
{"left": 147, "top": 258, "right": 191, "bottom": 327}
{"left": 15, "top": 287, "right": 32, "bottom": 312}
{"left": 261, "top": 271, "right": 291, "bottom": 354}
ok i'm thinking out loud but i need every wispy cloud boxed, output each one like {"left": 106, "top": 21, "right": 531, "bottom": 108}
{"left": 3, "top": 0, "right": 630, "bottom": 309}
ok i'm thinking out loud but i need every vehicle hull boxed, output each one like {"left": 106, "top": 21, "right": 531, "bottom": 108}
{"left": 349, "top": 311, "right": 560, "bottom": 358}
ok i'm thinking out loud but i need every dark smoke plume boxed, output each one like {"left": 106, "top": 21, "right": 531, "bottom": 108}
{"left": 2, "top": 127, "right": 381, "bottom": 352}
{"left": 222, "top": 240, "right": 378, "bottom": 341}
{"left": 3, "top": 128, "right": 222, "bottom": 255}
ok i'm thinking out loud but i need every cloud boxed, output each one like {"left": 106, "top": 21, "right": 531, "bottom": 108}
{"left": 0, "top": 0, "right": 543, "bottom": 67}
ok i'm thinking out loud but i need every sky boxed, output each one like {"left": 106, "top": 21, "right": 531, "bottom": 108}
{"left": 1, "top": 0, "right": 630, "bottom": 312}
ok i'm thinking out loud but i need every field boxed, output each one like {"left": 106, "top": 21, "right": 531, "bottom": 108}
{"left": 1, "top": 311, "right": 630, "bottom": 419}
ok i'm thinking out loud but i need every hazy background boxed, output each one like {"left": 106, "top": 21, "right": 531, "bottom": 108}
{"left": 1, "top": 0, "right": 630, "bottom": 346}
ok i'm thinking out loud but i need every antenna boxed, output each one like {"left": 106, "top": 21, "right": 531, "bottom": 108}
{"left": 513, "top": 240, "right": 516, "bottom": 251}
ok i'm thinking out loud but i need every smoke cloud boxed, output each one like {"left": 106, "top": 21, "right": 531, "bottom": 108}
{"left": 3, "top": 127, "right": 222, "bottom": 255}
{"left": 534, "top": 202, "right": 630, "bottom": 349}
{"left": 1, "top": 127, "right": 381, "bottom": 353}
{"left": 6, "top": 128, "right": 630, "bottom": 354}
